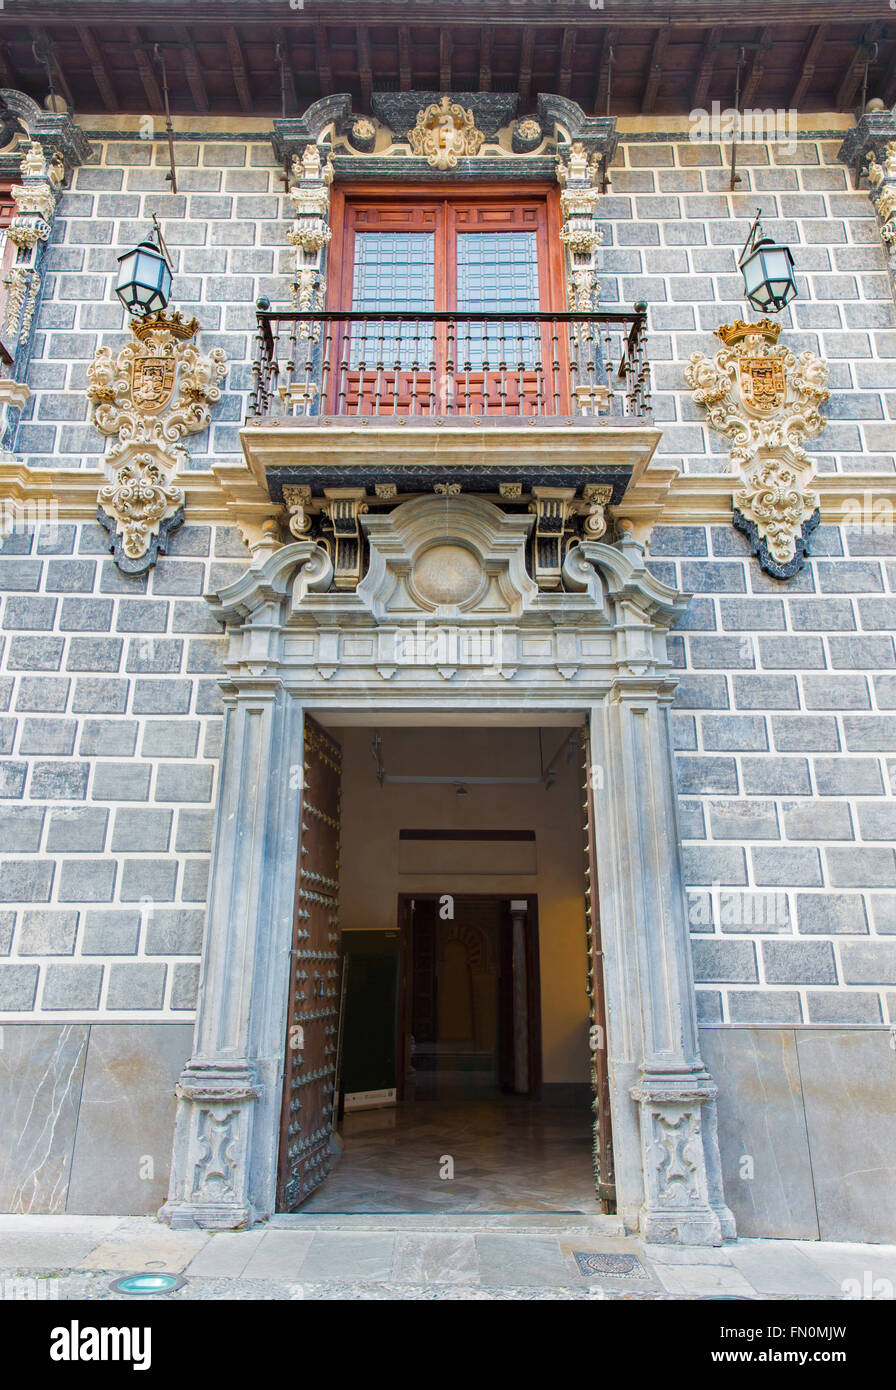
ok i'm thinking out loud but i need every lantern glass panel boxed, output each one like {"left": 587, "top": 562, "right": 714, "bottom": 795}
{"left": 115, "top": 240, "right": 172, "bottom": 317}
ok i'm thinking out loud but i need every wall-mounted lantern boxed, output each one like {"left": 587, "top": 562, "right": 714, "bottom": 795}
{"left": 115, "top": 213, "right": 173, "bottom": 318}
{"left": 738, "top": 209, "right": 798, "bottom": 314}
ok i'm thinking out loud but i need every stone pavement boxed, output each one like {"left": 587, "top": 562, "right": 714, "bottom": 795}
{"left": 1, "top": 1214, "right": 895, "bottom": 1300}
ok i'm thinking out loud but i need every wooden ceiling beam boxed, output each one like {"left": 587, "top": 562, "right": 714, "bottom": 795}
{"left": 440, "top": 27, "right": 452, "bottom": 92}
{"left": 77, "top": 24, "right": 117, "bottom": 112}
{"left": 316, "top": 24, "right": 333, "bottom": 97}
{"left": 31, "top": 26, "right": 74, "bottom": 111}
{"left": 357, "top": 25, "right": 373, "bottom": 108}
{"left": 593, "top": 27, "right": 618, "bottom": 116}
{"left": 691, "top": 26, "right": 721, "bottom": 110}
{"left": 226, "top": 26, "right": 252, "bottom": 114}
{"left": 128, "top": 28, "right": 164, "bottom": 114}
{"left": 557, "top": 26, "right": 576, "bottom": 99}
{"left": 882, "top": 55, "right": 896, "bottom": 109}
{"left": 518, "top": 26, "right": 535, "bottom": 110}
{"left": 178, "top": 26, "right": 209, "bottom": 114}
{"left": 836, "top": 30, "right": 882, "bottom": 112}
{"left": 274, "top": 29, "right": 298, "bottom": 115}
{"left": 740, "top": 27, "right": 773, "bottom": 108}
{"left": 479, "top": 26, "right": 492, "bottom": 93}
{"left": 642, "top": 27, "right": 670, "bottom": 114}
{"left": 398, "top": 25, "right": 412, "bottom": 92}
{"left": 790, "top": 23, "right": 828, "bottom": 109}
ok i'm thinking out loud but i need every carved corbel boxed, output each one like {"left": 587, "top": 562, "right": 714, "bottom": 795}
{"left": 573, "top": 483, "right": 613, "bottom": 540}
{"left": 283, "top": 484, "right": 314, "bottom": 538}
{"left": 685, "top": 319, "right": 829, "bottom": 578}
{"left": 86, "top": 310, "right": 227, "bottom": 572}
{"left": 320, "top": 487, "right": 369, "bottom": 590}
{"left": 529, "top": 486, "right": 576, "bottom": 590}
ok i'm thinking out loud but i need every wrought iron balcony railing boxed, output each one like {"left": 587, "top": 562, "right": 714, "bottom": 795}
{"left": 248, "top": 307, "right": 650, "bottom": 422}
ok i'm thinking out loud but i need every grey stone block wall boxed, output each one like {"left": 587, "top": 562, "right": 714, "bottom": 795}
{"left": 0, "top": 521, "right": 250, "bottom": 1019}
{"left": 17, "top": 135, "right": 292, "bottom": 470}
{"left": 4, "top": 125, "right": 896, "bottom": 1030}
{"left": 662, "top": 529, "right": 896, "bottom": 1026}
{"left": 609, "top": 134, "right": 894, "bottom": 476}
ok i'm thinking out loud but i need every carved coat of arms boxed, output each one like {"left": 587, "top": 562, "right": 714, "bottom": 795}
{"left": 738, "top": 356, "right": 786, "bottom": 414}
{"left": 685, "top": 320, "right": 829, "bottom": 578}
{"left": 86, "top": 310, "right": 227, "bottom": 572}
{"left": 131, "top": 355, "right": 176, "bottom": 412}
{"left": 407, "top": 96, "right": 484, "bottom": 169}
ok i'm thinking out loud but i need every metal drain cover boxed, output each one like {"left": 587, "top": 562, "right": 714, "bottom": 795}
{"left": 572, "top": 1252, "right": 648, "bottom": 1280}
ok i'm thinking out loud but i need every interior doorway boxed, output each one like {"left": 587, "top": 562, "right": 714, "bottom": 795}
{"left": 400, "top": 894, "right": 541, "bottom": 1102}
{"left": 281, "top": 719, "right": 605, "bottom": 1217}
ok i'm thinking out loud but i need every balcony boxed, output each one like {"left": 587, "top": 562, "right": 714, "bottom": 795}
{"left": 240, "top": 304, "right": 662, "bottom": 513}
{"left": 249, "top": 307, "right": 651, "bottom": 422}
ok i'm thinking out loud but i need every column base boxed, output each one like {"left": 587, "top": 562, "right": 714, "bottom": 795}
{"left": 158, "top": 1060, "right": 262, "bottom": 1232}
{"left": 631, "top": 1067, "right": 732, "bottom": 1248}
{"left": 159, "top": 1199, "right": 257, "bottom": 1232}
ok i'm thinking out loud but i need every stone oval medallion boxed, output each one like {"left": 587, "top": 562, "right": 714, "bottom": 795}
{"left": 411, "top": 543, "right": 484, "bottom": 606}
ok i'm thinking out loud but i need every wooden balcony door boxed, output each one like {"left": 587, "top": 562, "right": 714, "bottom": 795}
{"left": 327, "top": 187, "right": 567, "bottom": 416}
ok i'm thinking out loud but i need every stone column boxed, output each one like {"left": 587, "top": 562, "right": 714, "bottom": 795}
{"left": 590, "top": 683, "right": 735, "bottom": 1246}
{"left": 160, "top": 677, "right": 304, "bottom": 1229}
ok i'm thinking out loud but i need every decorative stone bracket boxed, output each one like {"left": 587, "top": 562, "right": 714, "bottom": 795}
{"left": 86, "top": 310, "right": 227, "bottom": 572}
{"left": 685, "top": 319, "right": 829, "bottom": 579}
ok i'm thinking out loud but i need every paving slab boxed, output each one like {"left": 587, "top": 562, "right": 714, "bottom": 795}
{"left": 239, "top": 1230, "right": 316, "bottom": 1282}
{"left": 391, "top": 1233, "right": 478, "bottom": 1283}
{"left": 727, "top": 1239, "right": 842, "bottom": 1298}
{"left": 79, "top": 1225, "right": 210, "bottom": 1273}
{"left": 184, "top": 1229, "right": 268, "bottom": 1279}
{"left": 474, "top": 1235, "right": 576, "bottom": 1287}
{"left": 297, "top": 1233, "right": 396, "bottom": 1282}
{"left": 651, "top": 1261, "right": 758, "bottom": 1297}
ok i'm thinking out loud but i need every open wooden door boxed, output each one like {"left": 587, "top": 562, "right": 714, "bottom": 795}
{"left": 581, "top": 726, "right": 616, "bottom": 1212}
{"left": 276, "top": 714, "right": 343, "bottom": 1211}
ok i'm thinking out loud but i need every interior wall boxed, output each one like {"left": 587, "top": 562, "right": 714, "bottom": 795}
{"left": 336, "top": 724, "right": 590, "bottom": 1085}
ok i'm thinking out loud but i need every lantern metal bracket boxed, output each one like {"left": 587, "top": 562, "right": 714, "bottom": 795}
{"left": 738, "top": 208, "right": 765, "bottom": 271}
{"left": 152, "top": 43, "right": 178, "bottom": 194}
{"left": 149, "top": 212, "right": 173, "bottom": 271}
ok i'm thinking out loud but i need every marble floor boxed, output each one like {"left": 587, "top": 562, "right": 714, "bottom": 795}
{"left": 301, "top": 1095, "right": 602, "bottom": 1215}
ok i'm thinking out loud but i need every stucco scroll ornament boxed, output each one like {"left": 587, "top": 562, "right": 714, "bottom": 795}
{"left": 86, "top": 310, "right": 227, "bottom": 572}
{"left": 685, "top": 319, "right": 829, "bottom": 579}
{"left": 407, "top": 96, "right": 484, "bottom": 169}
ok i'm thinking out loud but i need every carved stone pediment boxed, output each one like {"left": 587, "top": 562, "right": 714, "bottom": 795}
{"left": 358, "top": 495, "right": 536, "bottom": 621}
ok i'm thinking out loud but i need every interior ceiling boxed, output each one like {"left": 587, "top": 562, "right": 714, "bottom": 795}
{"left": 0, "top": 5, "right": 893, "bottom": 120}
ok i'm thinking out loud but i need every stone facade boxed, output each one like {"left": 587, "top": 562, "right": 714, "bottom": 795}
{"left": 0, "top": 105, "right": 894, "bottom": 1240}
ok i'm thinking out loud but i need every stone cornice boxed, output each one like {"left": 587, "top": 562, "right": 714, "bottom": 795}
{"left": 3, "top": 457, "right": 894, "bottom": 544}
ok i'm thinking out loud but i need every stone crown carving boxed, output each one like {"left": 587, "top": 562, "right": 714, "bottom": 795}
{"left": 87, "top": 310, "right": 227, "bottom": 572}
{"left": 685, "top": 321, "right": 829, "bottom": 579}
{"left": 407, "top": 96, "right": 485, "bottom": 169}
